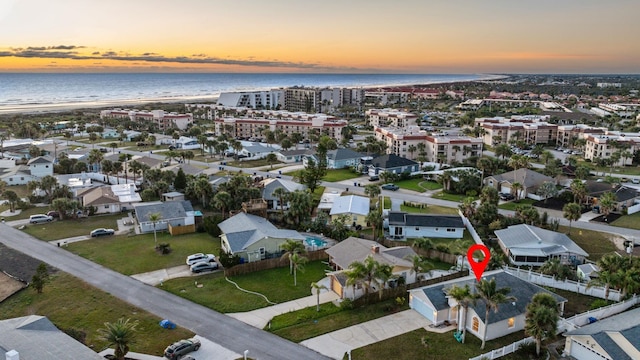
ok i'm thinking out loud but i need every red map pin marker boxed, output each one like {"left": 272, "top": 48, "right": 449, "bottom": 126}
{"left": 467, "top": 244, "right": 491, "bottom": 281}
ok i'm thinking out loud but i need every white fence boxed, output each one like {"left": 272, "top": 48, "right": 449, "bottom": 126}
{"left": 503, "top": 266, "right": 621, "bottom": 301}
{"left": 458, "top": 210, "right": 483, "bottom": 245}
{"left": 469, "top": 337, "right": 534, "bottom": 360}
{"left": 558, "top": 294, "right": 640, "bottom": 332}
{"left": 627, "top": 201, "right": 640, "bottom": 215}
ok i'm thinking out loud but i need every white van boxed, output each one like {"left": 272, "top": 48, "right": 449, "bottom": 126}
{"left": 29, "top": 214, "right": 53, "bottom": 224}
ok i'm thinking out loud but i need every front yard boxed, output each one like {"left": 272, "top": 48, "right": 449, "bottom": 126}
{"left": 21, "top": 214, "right": 122, "bottom": 241}
{"left": 400, "top": 203, "right": 459, "bottom": 215}
{"left": 395, "top": 179, "right": 442, "bottom": 192}
{"left": 611, "top": 211, "right": 640, "bottom": 230}
{"left": 498, "top": 198, "right": 536, "bottom": 211}
{"left": 323, "top": 168, "right": 363, "bottom": 182}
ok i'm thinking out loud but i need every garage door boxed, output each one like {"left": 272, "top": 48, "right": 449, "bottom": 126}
{"left": 570, "top": 340, "right": 605, "bottom": 360}
{"left": 500, "top": 185, "right": 511, "bottom": 194}
{"left": 410, "top": 296, "right": 435, "bottom": 322}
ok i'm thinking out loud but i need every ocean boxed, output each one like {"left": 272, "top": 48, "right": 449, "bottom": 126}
{"left": 0, "top": 72, "right": 499, "bottom": 113}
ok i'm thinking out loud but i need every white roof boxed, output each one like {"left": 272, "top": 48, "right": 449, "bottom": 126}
{"left": 330, "top": 195, "right": 370, "bottom": 216}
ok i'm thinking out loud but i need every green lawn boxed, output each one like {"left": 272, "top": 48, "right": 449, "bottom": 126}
{"left": 0, "top": 272, "right": 194, "bottom": 356}
{"left": 559, "top": 225, "right": 618, "bottom": 261}
{"left": 21, "top": 214, "right": 122, "bottom": 241}
{"left": 67, "top": 232, "right": 220, "bottom": 275}
{"left": 400, "top": 204, "right": 458, "bottom": 215}
{"left": 498, "top": 198, "right": 536, "bottom": 211}
{"left": 394, "top": 179, "right": 442, "bottom": 192}
{"left": 161, "top": 261, "right": 330, "bottom": 313}
{"left": 432, "top": 191, "right": 476, "bottom": 202}
{"left": 269, "top": 299, "right": 409, "bottom": 342}
{"left": 611, "top": 211, "right": 640, "bottom": 230}
{"left": 323, "top": 168, "right": 362, "bottom": 182}
{"left": 227, "top": 158, "right": 284, "bottom": 168}
{"left": 0, "top": 205, "right": 49, "bottom": 220}
{"left": 3, "top": 184, "right": 31, "bottom": 198}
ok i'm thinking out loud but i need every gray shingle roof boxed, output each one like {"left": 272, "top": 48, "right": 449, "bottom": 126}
{"left": 134, "top": 200, "right": 193, "bottom": 222}
{"left": 370, "top": 154, "right": 418, "bottom": 169}
{"left": 416, "top": 271, "right": 566, "bottom": 324}
{"left": 494, "top": 224, "right": 588, "bottom": 258}
{"left": 487, "top": 168, "right": 553, "bottom": 188}
{"left": 327, "top": 148, "right": 364, "bottom": 161}
{"left": 324, "top": 236, "right": 416, "bottom": 270}
{"left": 388, "top": 212, "right": 464, "bottom": 228}
{"left": 27, "top": 156, "right": 53, "bottom": 165}
{"left": 218, "top": 213, "right": 304, "bottom": 252}
{"left": 261, "top": 178, "right": 306, "bottom": 200}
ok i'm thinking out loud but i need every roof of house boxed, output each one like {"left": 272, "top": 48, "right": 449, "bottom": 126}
{"left": 325, "top": 236, "right": 416, "bottom": 270}
{"left": 132, "top": 156, "right": 163, "bottom": 168}
{"left": 244, "top": 144, "right": 272, "bottom": 153}
{"left": 609, "top": 186, "right": 640, "bottom": 202}
{"left": 218, "top": 212, "right": 304, "bottom": 253}
{"left": 77, "top": 183, "right": 141, "bottom": 206}
{"left": 134, "top": 200, "right": 193, "bottom": 222}
{"left": 585, "top": 180, "right": 614, "bottom": 195}
{"left": 329, "top": 195, "right": 370, "bottom": 216}
{"left": 27, "top": 156, "right": 53, "bottom": 165}
{"left": 494, "top": 224, "right": 588, "bottom": 258}
{"left": 486, "top": 168, "right": 553, "bottom": 188}
{"left": 370, "top": 154, "right": 418, "bottom": 169}
{"left": 577, "top": 263, "right": 599, "bottom": 277}
{"left": 388, "top": 212, "right": 464, "bottom": 228}
{"left": 327, "top": 148, "right": 364, "bottom": 161}
{"left": 564, "top": 307, "right": 640, "bottom": 360}
{"left": 168, "top": 163, "right": 204, "bottom": 176}
{"left": 411, "top": 270, "right": 566, "bottom": 325}
{"left": 0, "top": 315, "right": 104, "bottom": 359}
{"left": 260, "top": 178, "right": 306, "bottom": 199}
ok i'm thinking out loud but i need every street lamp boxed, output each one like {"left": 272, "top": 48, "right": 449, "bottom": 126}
{"left": 244, "top": 350, "right": 249, "bottom": 360}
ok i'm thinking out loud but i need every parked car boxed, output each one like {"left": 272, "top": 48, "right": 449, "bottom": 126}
{"left": 621, "top": 177, "right": 629, "bottom": 183}
{"left": 164, "top": 338, "right": 201, "bottom": 359}
{"left": 46, "top": 210, "right": 60, "bottom": 218}
{"left": 381, "top": 183, "right": 399, "bottom": 191}
{"left": 499, "top": 193, "right": 515, "bottom": 201}
{"left": 90, "top": 228, "right": 115, "bottom": 237}
{"left": 29, "top": 214, "right": 53, "bottom": 224}
{"left": 190, "top": 261, "right": 219, "bottom": 273}
{"left": 632, "top": 178, "right": 640, "bottom": 184}
{"left": 368, "top": 175, "right": 380, "bottom": 181}
{"left": 186, "top": 253, "right": 216, "bottom": 266}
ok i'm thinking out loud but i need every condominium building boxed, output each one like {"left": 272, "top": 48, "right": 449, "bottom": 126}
{"left": 556, "top": 124, "right": 607, "bottom": 148}
{"left": 99, "top": 109, "right": 193, "bottom": 130}
{"left": 217, "top": 90, "right": 284, "bottom": 109}
{"left": 475, "top": 116, "right": 557, "bottom": 146}
{"left": 374, "top": 125, "right": 482, "bottom": 163}
{"left": 365, "top": 108, "right": 418, "bottom": 128}
{"left": 213, "top": 115, "right": 347, "bottom": 142}
{"left": 584, "top": 133, "right": 640, "bottom": 166}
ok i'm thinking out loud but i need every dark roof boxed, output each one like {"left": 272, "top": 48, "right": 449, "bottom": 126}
{"left": 585, "top": 180, "right": 614, "bottom": 195}
{"left": 134, "top": 200, "right": 193, "bottom": 222}
{"left": 370, "top": 154, "right": 418, "bottom": 169}
{"left": 611, "top": 186, "right": 640, "bottom": 202}
{"left": 27, "top": 156, "right": 53, "bottom": 165}
{"left": 327, "top": 148, "right": 364, "bottom": 161}
{"left": 419, "top": 271, "right": 566, "bottom": 324}
{"left": 591, "top": 332, "right": 631, "bottom": 360}
{"left": 388, "top": 212, "right": 464, "bottom": 228}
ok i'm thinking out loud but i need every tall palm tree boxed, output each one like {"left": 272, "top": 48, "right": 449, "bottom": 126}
{"left": 98, "top": 318, "right": 138, "bottom": 360}
{"left": 599, "top": 192, "right": 616, "bottom": 220}
{"left": 290, "top": 252, "right": 307, "bottom": 286}
{"left": 475, "top": 278, "right": 516, "bottom": 349}
{"left": 525, "top": 293, "right": 559, "bottom": 356}
{"left": 563, "top": 202, "right": 582, "bottom": 234}
{"left": 311, "top": 281, "right": 328, "bottom": 312}
{"left": 347, "top": 257, "right": 391, "bottom": 300}
{"left": 476, "top": 157, "right": 493, "bottom": 185}
{"left": 445, "top": 284, "right": 476, "bottom": 343}
{"left": 406, "top": 255, "right": 433, "bottom": 281}
{"left": 280, "top": 239, "right": 305, "bottom": 275}
{"left": 213, "top": 191, "right": 232, "bottom": 218}
{"left": 511, "top": 182, "right": 523, "bottom": 201}
{"left": 272, "top": 187, "right": 290, "bottom": 215}
{"left": 570, "top": 179, "right": 587, "bottom": 205}
{"left": 148, "top": 212, "right": 162, "bottom": 248}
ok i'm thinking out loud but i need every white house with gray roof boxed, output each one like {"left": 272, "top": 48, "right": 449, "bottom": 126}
{"left": 495, "top": 224, "right": 588, "bottom": 266}
{"left": 387, "top": 211, "right": 465, "bottom": 240}
{"left": 218, "top": 212, "right": 305, "bottom": 262}
{"left": 409, "top": 270, "right": 566, "bottom": 341}
{"left": 260, "top": 178, "right": 306, "bottom": 210}
{"left": 133, "top": 200, "right": 196, "bottom": 234}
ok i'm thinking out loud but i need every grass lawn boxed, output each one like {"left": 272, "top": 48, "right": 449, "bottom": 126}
{"left": 348, "top": 329, "right": 529, "bottom": 360}
{"left": 227, "top": 158, "right": 284, "bottom": 168}
{"left": 323, "top": 169, "right": 362, "bottom": 182}
{"left": 383, "top": 196, "right": 391, "bottom": 209}
{"left": 433, "top": 191, "right": 475, "bottom": 202}
{"left": 269, "top": 299, "right": 409, "bottom": 342}
{"left": 395, "top": 179, "right": 442, "bottom": 192}
{"left": 559, "top": 225, "right": 618, "bottom": 261}
{"left": 498, "top": 198, "right": 537, "bottom": 211}
{"left": 611, "top": 211, "right": 640, "bottom": 230}
{"left": 0, "top": 272, "right": 194, "bottom": 356}
{"left": 67, "top": 232, "right": 220, "bottom": 275}
{"left": 21, "top": 214, "right": 121, "bottom": 241}
{"left": 0, "top": 205, "right": 49, "bottom": 220}
{"left": 400, "top": 204, "right": 458, "bottom": 215}
{"left": 161, "top": 261, "right": 330, "bottom": 313}
{"left": 545, "top": 288, "right": 602, "bottom": 317}
{"left": 3, "top": 185, "right": 31, "bottom": 198}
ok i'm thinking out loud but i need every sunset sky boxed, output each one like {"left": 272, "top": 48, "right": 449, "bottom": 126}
{"left": 1, "top": 0, "right": 638, "bottom": 74}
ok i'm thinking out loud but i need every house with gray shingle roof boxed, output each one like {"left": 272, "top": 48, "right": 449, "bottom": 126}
{"left": 388, "top": 211, "right": 465, "bottom": 240}
{"left": 563, "top": 306, "right": 640, "bottom": 360}
{"left": 0, "top": 315, "right": 104, "bottom": 359}
{"left": 368, "top": 154, "right": 419, "bottom": 177}
{"left": 133, "top": 200, "right": 197, "bottom": 234}
{"left": 585, "top": 180, "right": 640, "bottom": 213}
{"left": 259, "top": 178, "right": 306, "bottom": 210}
{"left": 325, "top": 236, "right": 418, "bottom": 299}
{"left": 495, "top": 224, "right": 588, "bottom": 266}
{"left": 218, "top": 212, "right": 304, "bottom": 262}
{"left": 409, "top": 270, "right": 566, "bottom": 341}
{"left": 484, "top": 168, "right": 554, "bottom": 199}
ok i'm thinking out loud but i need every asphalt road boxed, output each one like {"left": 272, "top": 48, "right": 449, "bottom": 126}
{"left": 0, "top": 224, "right": 330, "bottom": 360}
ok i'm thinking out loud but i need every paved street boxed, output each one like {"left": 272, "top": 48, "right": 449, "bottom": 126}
{"left": 0, "top": 224, "right": 330, "bottom": 360}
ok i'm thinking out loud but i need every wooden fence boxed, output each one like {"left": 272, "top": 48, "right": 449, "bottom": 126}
{"left": 224, "top": 249, "right": 328, "bottom": 277}
{"left": 168, "top": 223, "right": 196, "bottom": 236}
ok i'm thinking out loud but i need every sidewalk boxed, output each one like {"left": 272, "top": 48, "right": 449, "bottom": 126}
{"left": 131, "top": 265, "right": 194, "bottom": 286}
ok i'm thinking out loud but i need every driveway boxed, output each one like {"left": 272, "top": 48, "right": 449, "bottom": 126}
{"left": 0, "top": 224, "right": 329, "bottom": 360}
{"left": 131, "top": 265, "right": 198, "bottom": 286}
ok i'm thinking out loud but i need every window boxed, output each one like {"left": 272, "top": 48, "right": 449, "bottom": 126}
{"left": 447, "top": 228, "right": 455, "bottom": 232}
{"left": 104, "top": 205, "right": 109, "bottom": 209}
{"left": 508, "top": 317, "right": 515, "bottom": 328}
{"left": 472, "top": 317, "right": 479, "bottom": 332}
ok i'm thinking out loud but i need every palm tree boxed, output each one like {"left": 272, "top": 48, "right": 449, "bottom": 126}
{"left": 511, "top": 182, "right": 523, "bottom": 201}
{"left": 407, "top": 144, "right": 417, "bottom": 159}
{"left": 525, "top": 293, "right": 559, "bottom": 356}
{"left": 599, "top": 192, "right": 616, "bottom": 220}
{"left": 148, "top": 212, "right": 162, "bottom": 248}
{"left": 213, "top": 191, "right": 232, "bottom": 218}
{"left": 272, "top": 187, "right": 290, "bottom": 215}
{"left": 366, "top": 210, "right": 382, "bottom": 242}
{"left": 407, "top": 255, "right": 433, "bottom": 280}
{"left": 476, "top": 157, "right": 493, "bottom": 185}
{"left": 570, "top": 179, "right": 587, "bottom": 205}
{"left": 280, "top": 239, "right": 305, "bottom": 275}
{"left": 346, "top": 257, "right": 391, "bottom": 300}
{"left": 475, "top": 278, "right": 516, "bottom": 349}
{"left": 98, "top": 318, "right": 138, "bottom": 360}
{"left": 563, "top": 202, "right": 582, "bottom": 234}
{"left": 311, "top": 281, "right": 328, "bottom": 312}
{"left": 290, "top": 252, "right": 307, "bottom": 286}
{"left": 445, "top": 284, "right": 476, "bottom": 343}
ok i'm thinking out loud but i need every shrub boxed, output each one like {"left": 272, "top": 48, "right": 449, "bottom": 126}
{"left": 590, "top": 299, "right": 609, "bottom": 310}
{"left": 157, "top": 243, "right": 171, "bottom": 255}
{"left": 340, "top": 298, "right": 354, "bottom": 310}
{"left": 218, "top": 249, "right": 241, "bottom": 268}
{"left": 203, "top": 215, "right": 223, "bottom": 237}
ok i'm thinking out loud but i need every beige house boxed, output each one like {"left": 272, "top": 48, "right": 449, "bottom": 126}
{"left": 329, "top": 195, "right": 370, "bottom": 228}
{"left": 76, "top": 183, "right": 141, "bottom": 214}
{"left": 484, "top": 168, "right": 554, "bottom": 199}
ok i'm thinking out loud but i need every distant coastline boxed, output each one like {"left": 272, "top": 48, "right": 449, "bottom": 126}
{"left": 0, "top": 73, "right": 507, "bottom": 115}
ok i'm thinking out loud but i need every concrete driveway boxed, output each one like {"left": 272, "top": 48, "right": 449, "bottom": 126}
{"left": 131, "top": 265, "right": 199, "bottom": 286}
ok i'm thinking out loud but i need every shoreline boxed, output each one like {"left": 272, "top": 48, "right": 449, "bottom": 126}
{"left": 0, "top": 74, "right": 508, "bottom": 115}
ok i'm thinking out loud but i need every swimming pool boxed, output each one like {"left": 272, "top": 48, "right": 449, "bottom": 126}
{"left": 305, "top": 237, "right": 327, "bottom": 248}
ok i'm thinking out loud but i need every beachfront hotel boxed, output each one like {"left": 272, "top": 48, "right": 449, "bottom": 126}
{"left": 374, "top": 125, "right": 482, "bottom": 163}
{"left": 365, "top": 108, "right": 418, "bottom": 128}
{"left": 100, "top": 109, "right": 193, "bottom": 131}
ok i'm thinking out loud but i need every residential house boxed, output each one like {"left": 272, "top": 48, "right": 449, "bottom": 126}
{"left": 0, "top": 156, "right": 54, "bottom": 186}
{"left": 101, "top": 128, "right": 119, "bottom": 139}
{"left": 134, "top": 200, "right": 197, "bottom": 234}
{"left": 484, "top": 168, "right": 554, "bottom": 200}
{"left": 218, "top": 212, "right": 305, "bottom": 263}
{"left": 167, "top": 163, "right": 204, "bottom": 177}
{"left": 577, "top": 263, "right": 600, "bottom": 282}
{"left": 585, "top": 181, "right": 640, "bottom": 212}
{"left": 409, "top": 270, "right": 566, "bottom": 341}
{"left": 239, "top": 143, "right": 275, "bottom": 160}
{"left": 563, "top": 306, "right": 640, "bottom": 360}
{"left": 329, "top": 195, "right": 370, "bottom": 228}
{"left": 387, "top": 211, "right": 465, "bottom": 240}
{"left": 162, "top": 191, "right": 185, "bottom": 202}
{"left": 76, "top": 183, "right": 141, "bottom": 214}
{"left": 317, "top": 190, "right": 342, "bottom": 215}
{"left": 368, "top": 154, "right": 419, "bottom": 177}
{"left": 276, "top": 149, "right": 313, "bottom": 163}
{"left": 495, "top": 224, "right": 588, "bottom": 266}
{"left": 260, "top": 178, "right": 306, "bottom": 211}
{"left": 0, "top": 315, "right": 104, "bottom": 360}
{"left": 326, "top": 148, "right": 365, "bottom": 169}
{"left": 325, "top": 236, "right": 418, "bottom": 299}
{"left": 132, "top": 156, "right": 163, "bottom": 169}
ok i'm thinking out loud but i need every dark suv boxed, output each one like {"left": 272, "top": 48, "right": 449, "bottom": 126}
{"left": 164, "top": 338, "right": 201, "bottom": 359}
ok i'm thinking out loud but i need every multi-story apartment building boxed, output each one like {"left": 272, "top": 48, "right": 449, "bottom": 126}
{"left": 374, "top": 125, "right": 482, "bottom": 163}
{"left": 217, "top": 90, "right": 284, "bottom": 109}
{"left": 598, "top": 103, "right": 636, "bottom": 118}
{"left": 556, "top": 124, "right": 607, "bottom": 149}
{"left": 213, "top": 115, "right": 347, "bottom": 142}
{"left": 475, "top": 116, "right": 557, "bottom": 146}
{"left": 100, "top": 109, "right": 193, "bottom": 130}
{"left": 365, "top": 108, "right": 418, "bottom": 128}
{"left": 584, "top": 133, "right": 640, "bottom": 166}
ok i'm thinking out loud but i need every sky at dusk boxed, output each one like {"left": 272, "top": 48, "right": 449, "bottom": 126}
{"left": 1, "top": 0, "right": 638, "bottom": 74}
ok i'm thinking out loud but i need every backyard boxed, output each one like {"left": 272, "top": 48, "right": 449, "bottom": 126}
{"left": 400, "top": 203, "right": 459, "bottom": 215}
{"left": 21, "top": 214, "right": 122, "bottom": 241}
{"left": 559, "top": 225, "right": 618, "bottom": 261}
